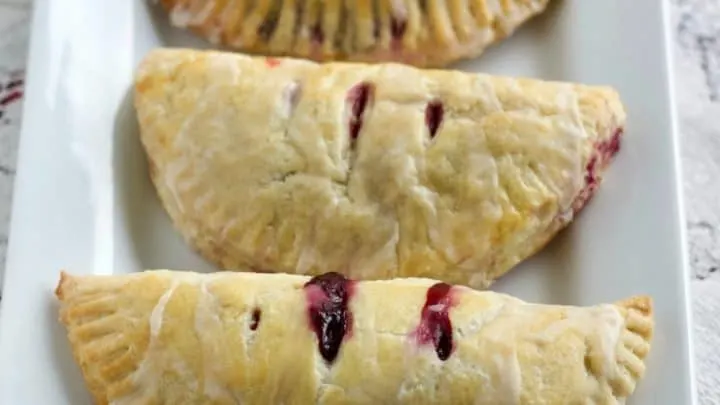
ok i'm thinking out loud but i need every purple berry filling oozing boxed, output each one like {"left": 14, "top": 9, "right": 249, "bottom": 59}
{"left": 304, "top": 272, "right": 356, "bottom": 363}
{"left": 311, "top": 23, "right": 324, "bottom": 44}
{"left": 414, "top": 283, "right": 455, "bottom": 361}
{"left": 572, "top": 128, "right": 624, "bottom": 213}
{"left": 346, "top": 82, "right": 374, "bottom": 142}
{"left": 265, "top": 57, "right": 281, "bottom": 68}
{"left": 250, "top": 308, "right": 261, "bottom": 331}
{"left": 391, "top": 16, "right": 407, "bottom": 40}
{"left": 425, "top": 100, "right": 444, "bottom": 138}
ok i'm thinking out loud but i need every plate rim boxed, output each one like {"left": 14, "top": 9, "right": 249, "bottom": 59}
{"left": 660, "top": 0, "right": 698, "bottom": 403}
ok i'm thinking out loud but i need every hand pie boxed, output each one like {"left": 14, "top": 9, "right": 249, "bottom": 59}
{"left": 56, "top": 270, "right": 653, "bottom": 405}
{"left": 135, "top": 48, "right": 626, "bottom": 288}
{"left": 157, "top": 0, "right": 550, "bottom": 67}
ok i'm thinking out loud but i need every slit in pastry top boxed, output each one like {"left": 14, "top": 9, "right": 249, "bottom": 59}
{"left": 303, "top": 274, "right": 458, "bottom": 363}
{"left": 413, "top": 282, "right": 456, "bottom": 360}
{"left": 304, "top": 272, "right": 356, "bottom": 363}
{"left": 346, "top": 82, "right": 374, "bottom": 143}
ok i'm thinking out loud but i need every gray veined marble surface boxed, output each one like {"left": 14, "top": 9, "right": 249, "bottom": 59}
{"left": 0, "top": 0, "right": 719, "bottom": 402}
{"left": 0, "top": 0, "right": 29, "bottom": 276}
{"left": 672, "top": 1, "right": 720, "bottom": 401}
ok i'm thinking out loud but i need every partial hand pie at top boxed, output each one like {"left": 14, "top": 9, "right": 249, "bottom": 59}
{"left": 135, "top": 48, "right": 626, "bottom": 288}
{"left": 158, "top": 0, "right": 550, "bottom": 67}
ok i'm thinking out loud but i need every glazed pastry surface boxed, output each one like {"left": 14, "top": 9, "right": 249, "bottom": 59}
{"left": 56, "top": 270, "right": 653, "bottom": 405}
{"left": 135, "top": 48, "right": 626, "bottom": 287}
{"left": 158, "top": 0, "right": 550, "bottom": 67}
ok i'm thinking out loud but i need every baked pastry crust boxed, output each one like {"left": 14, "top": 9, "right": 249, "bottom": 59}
{"left": 56, "top": 270, "right": 653, "bottom": 405}
{"left": 157, "top": 0, "right": 550, "bottom": 67}
{"left": 135, "top": 48, "right": 626, "bottom": 288}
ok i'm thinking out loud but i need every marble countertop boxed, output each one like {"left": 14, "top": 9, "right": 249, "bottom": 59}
{"left": 0, "top": 0, "right": 28, "bottom": 275}
{"left": 671, "top": 1, "right": 720, "bottom": 401}
{"left": 0, "top": 0, "right": 718, "bottom": 402}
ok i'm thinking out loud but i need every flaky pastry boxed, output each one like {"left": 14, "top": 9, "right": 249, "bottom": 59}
{"left": 135, "top": 48, "right": 626, "bottom": 288}
{"left": 56, "top": 270, "right": 653, "bottom": 404}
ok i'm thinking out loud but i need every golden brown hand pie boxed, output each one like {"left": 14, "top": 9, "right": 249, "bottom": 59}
{"left": 56, "top": 270, "right": 653, "bottom": 405}
{"left": 157, "top": 0, "right": 550, "bottom": 67}
{"left": 135, "top": 48, "right": 626, "bottom": 288}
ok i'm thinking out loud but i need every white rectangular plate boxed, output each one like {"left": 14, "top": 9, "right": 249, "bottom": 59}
{"left": 0, "top": 0, "right": 696, "bottom": 404}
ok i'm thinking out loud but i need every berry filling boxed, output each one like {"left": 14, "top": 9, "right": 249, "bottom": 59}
{"left": 304, "top": 272, "right": 356, "bottom": 363}
{"left": 425, "top": 100, "right": 444, "bottom": 138}
{"left": 346, "top": 82, "right": 374, "bottom": 142}
{"left": 265, "top": 57, "right": 281, "bottom": 68}
{"left": 250, "top": 308, "right": 261, "bottom": 331}
{"left": 390, "top": 16, "right": 407, "bottom": 50}
{"left": 311, "top": 23, "right": 324, "bottom": 45}
{"left": 414, "top": 283, "right": 456, "bottom": 361}
{"left": 571, "top": 128, "right": 623, "bottom": 213}
{"left": 391, "top": 17, "right": 407, "bottom": 40}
